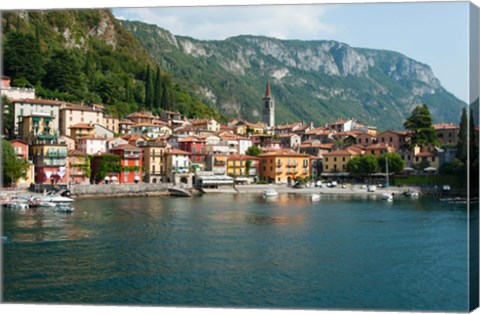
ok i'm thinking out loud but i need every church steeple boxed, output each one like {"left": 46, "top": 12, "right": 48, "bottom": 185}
{"left": 265, "top": 80, "right": 271, "bottom": 98}
{"left": 262, "top": 81, "right": 275, "bottom": 128}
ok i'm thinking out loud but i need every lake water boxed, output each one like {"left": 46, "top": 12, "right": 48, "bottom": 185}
{"left": 2, "top": 193, "right": 471, "bottom": 311}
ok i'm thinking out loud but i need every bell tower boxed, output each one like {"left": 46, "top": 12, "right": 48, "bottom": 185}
{"left": 262, "top": 81, "right": 275, "bottom": 128}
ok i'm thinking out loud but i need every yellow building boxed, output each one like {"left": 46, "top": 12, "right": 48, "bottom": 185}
{"left": 69, "top": 123, "right": 95, "bottom": 140}
{"left": 19, "top": 113, "right": 56, "bottom": 143}
{"left": 227, "top": 155, "right": 260, "bottom": 180}
{"left": 322, "top": 149, "right": 361, "bottom": 173}
{"left": 139, "top": 139, "right": 168, "bottom": 183}
{"left": 258, "top": 149, "right": 311, "bottom": 185}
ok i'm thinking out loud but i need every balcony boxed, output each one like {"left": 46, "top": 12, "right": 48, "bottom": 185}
{"left": 286, "top": 169, "right": 297, "bottom": 174}
{"left": 276, "top": 168, "right": 283, "bottom": 174}
{"left": 34, "top": 156, "right": 67, "bottom": 167}
{"left": 123, "top": 152, "right": 140, "bottom": 159}
{"left": 286, "top": 163, "right": 297, "bottom": 168}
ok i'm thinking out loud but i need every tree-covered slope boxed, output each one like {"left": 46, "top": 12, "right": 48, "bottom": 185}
{"left": 1, "top": 10, "right": 221, "bottom": 120}
{"left": 122, "top": 20, "right": 466, "bottom": 129}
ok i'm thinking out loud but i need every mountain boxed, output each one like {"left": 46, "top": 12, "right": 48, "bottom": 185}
{"left": 1, "top": 10, "right": 221, "bottom": 120}
{"left": 121, "top": 20, "right": 466, "bottom": 130}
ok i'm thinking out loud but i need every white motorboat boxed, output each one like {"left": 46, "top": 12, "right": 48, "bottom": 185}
{"left": 263, "top": 189, "right": 278, "bottom": 197}
{"left": 5, "top": 201, "right": 29, "bottom": 210}
{"left": 40, "top": 191, "right": 74, "bottom": 205}
{"left": 381, "top": 192, "right": 393, "bottom": 202}
{"left": 406, "top": 189, "right": 419, "bottom": 197}
{"left": 311, "top": 194, "right": 320, "bottom": 202}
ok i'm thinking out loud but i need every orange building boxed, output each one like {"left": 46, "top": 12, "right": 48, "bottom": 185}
{"left": 110, "top": 144, "right": 143, "bottom": 183}
{"left": 258, "top": 149, "right": 311, "bottom": 185}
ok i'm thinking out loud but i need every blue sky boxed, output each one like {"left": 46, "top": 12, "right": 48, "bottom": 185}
{"left": 112, "top": 1, "right": 471, "bottom": 103}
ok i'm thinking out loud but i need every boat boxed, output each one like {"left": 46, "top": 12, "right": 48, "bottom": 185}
{"left": 311, "top": 194, "right": 320, "bottom": 202}
{"left": 263, "top": 189, "right": 278, "bottom": 197}
{"left": 40, "top": 190, "right": 74, "bottom": 205}
{"left": 5, "top": 200, "right": 29, "bottom": 210}
{"left": 381, "top": 192, "right": 393, "bottom": 202}
{"left": 405, "top": 189, "right": 419, "bottom": 197}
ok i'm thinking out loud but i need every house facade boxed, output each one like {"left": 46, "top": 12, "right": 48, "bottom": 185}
{"left": 110, "top": 144, "right": 143, "bottom": 183}
{"left": 258, "top": 150, "right": 311, "bottom": 184}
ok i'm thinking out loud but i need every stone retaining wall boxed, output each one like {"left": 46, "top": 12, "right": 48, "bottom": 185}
{"left": 70, "top": 183, "right": 172, "bottom": 198}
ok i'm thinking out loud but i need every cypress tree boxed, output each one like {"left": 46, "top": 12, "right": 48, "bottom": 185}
{"left": 456, "top": 108, "right": 468, "bottom": 162}
{"left": 144, "top": 65, "right": 154, "bottom": 110}
{"left": 153, "top": 67, "right": 162, "bottom": 111}
{"left": 403, "top": 104, "right": 439, "bottom": 147}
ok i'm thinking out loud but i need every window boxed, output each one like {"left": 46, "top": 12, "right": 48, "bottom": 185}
{"left": 342, "top": 157, "right": 345, "bottom": 162}
{"left": 325, "top": 165, "right": 329, "bottom": 170}
{"left": 389, "top": 137, "right": 393, "bottom": 142}
{"left": 334, "top": 157, "right": 337, "bottom": 162}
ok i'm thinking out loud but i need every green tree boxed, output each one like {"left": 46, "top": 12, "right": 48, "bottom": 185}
{"left": 456, "top": 108, "right": 468, "bottom": 162}
{"left": 161, "top": 75, "right": 174, "bottom": 111}
{"left": 246, "top": 145, "right": 262, "bottom": 156}
{"left": 144, "top": 65, "right": 154, "bottom": 110}
{"left": 43, "top": 49, "right": 85, "bottom": 99}
{"left": 378, "top": 152, "right": 405, "bottom": 174}
{"left": 2, "top": 140, "right": 30, "bottom": 186}
{"left": 2, "top": 96, "right": 15, "bottom": 139}
{"left": 404, "top": 104, "right": 439, "bottom": 147}
{"left": 346, "top": 155, "right": 379, "bottom": 176}
{"left": 4, "top": 31, "right": 45, "bottom": 85}
{"left": 153, "top": 67, "right": 163, "bottom": 112}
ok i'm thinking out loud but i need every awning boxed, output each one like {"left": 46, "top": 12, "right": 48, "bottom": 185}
{"left": 111, "top": 176, "right": 118, "bottom": 181}
{"left": 403, "top": 167, "right": 414, "bottom": 172}
{"left": 104, "top": 176, "right": 110, "bottom": 181}
{"left": 45, "top": 171, "right": 52, "bottom": 178}
{"left": 134, "top": 176, "right": 141, "bottom": 181}
{"left": 424, "top": 167, "right": 437, "bottom": 172}
{"left": 235, "top": 177, "right": 249, "bottom": 182}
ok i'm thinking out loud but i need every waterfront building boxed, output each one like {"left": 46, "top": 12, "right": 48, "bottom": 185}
{"left": 258, "top": 149, "right": 311, "bottom": 185}
{"left": 262, "top": 81, "right": 275, "bottom": 128}
{"left": 18, "top": 113, "right": 57, "bottom": 144}
{"left": 30, "top": 136, "right": 69, "bottom": 185}
{"left": 69, "top": 123, "right": 95, "bottom": 140}
{"left": 194, "top": 171, "right": 234, "bottom": 189}
{"left": 76, "top": 136, "right": 107, "bottom": 155}
{"left": 227, "top": 154, "right": 260, "bottom": 183}
{"left": 68, "top": 150, "right": 90, "bottom": 184}
{"left": 322, "top": 148, "right": 361, "bottom": 173}
{"left": 59, "top": 104, "right": 104, "bottom": 136}
{"left": 205, "top": 154, "right": 228, "bottom": 175}
{"left": 90, "top": 154, "right": 121, "bottom": 184}
{"left": 433, "top": 123, "right": 460, "bottom": 147}
{"left": 139, "top": 139, "right": 168, "bottom": 184}
{"left": 9, "top": 139, "right": 35, "bottom": 187}
{"left": 165, "top": 148, "right": 192, "bottom": 185}
{"left": 118, "top": 119, "right": 135, "bottom": 134}
{"left": 178, "top": 136, "right": 207, "bottom": 163}
{"left": 13, "top": 99, "right": 63, "bottom": 136}
{"left": 103, "top": 115, "right": 119, "bottom": 134}
{"left": 110, "top": 144, "right": 143, "bottom": 184}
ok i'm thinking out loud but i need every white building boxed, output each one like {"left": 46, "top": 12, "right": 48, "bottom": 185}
{"left": 13, "top": 98, "right": 63, "bottom": 135}
{"left": 60, "top": 104, "right": 104, "bottom": 136}
{"left": 76, "top": 136, "right": 107, "bottom": 155}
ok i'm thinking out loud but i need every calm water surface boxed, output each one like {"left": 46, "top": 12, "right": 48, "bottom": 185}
{"left": 2, "top": 194, "right": 470, "bottom": 311}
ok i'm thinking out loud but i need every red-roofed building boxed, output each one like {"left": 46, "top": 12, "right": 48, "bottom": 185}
{"left": 433, "top": 123, "right": 460, "bottom": 146}
{"left": 110, "top": 144, "right": 143, "bottom": 183}
{"left": 178, "top": 136, "right": 206, "bottom": 163}
{"left": 68, "top": 150, "right": 90, "bottom": 184}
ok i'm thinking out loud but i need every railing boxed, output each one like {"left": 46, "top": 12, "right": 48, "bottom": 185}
{"left": 286, "top": 163, "right": 297, "bottom": 168}
{"left": 276, "top": 168, "right": 283, "bottom": 174}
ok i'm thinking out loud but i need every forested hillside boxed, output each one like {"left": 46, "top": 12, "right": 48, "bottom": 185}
{"left": 2, "top": 10, "right": 222, "bottom": 120}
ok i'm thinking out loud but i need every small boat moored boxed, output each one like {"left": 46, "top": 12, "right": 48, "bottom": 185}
{"left": 263, "top": 189, "right": 278, "bottom": 198}
{"left": 381, "top": 192, "right": 393, "bottom": 202}
{"left": 311, "top": 194, "right": 320, "bottom": 202}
